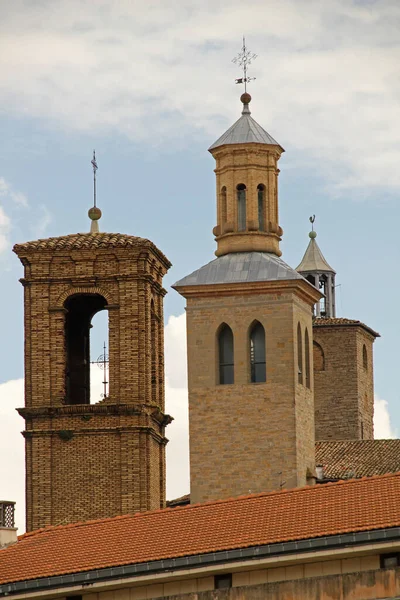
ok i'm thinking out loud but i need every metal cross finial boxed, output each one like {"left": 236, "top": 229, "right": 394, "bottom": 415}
{"left": 91, "top": 341, "right": 109, "bottom": 400}
{"left": 232, "top": 36, "right": 257, "bottom": 92}
{"left": 91, "top": 150, "right": 98, "bottom": 208}
{"left": 309, "top": 215, "right": 316, "bottom": 231}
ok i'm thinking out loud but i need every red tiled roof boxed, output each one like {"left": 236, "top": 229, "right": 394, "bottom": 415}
{"left": 313, "top": 317, "right": 380, "bottom": 337}
{"left": 316, "top": 440, "right": 400, "bottom": 479}
{"left": 1, "top": 472, "right": 400, "bottom": 585}
{"left": 13, "top": 233, "right": 171, "bottom": 266}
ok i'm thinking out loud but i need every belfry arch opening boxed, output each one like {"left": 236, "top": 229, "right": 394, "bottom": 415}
{"left": 64, "top": 293, "right": 108, "bottom": 405}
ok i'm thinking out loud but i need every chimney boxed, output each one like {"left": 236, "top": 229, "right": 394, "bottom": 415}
{"left": 315, "top": 465, "right": 324, "bottom": 481}
{"left": 0, "top": 501, "right": 17, "bottom": 548}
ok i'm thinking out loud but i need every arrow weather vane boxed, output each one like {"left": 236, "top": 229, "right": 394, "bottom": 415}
{"left": 232, "top": 36, "right": 258, "bottom": 92}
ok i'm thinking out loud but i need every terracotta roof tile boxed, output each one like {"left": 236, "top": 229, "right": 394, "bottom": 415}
{"left": 313, "top": 317, "right": 380, "bottom": 338}
{"left": 316, "top": 440, "right": 400, "bottom": 479}
{"left": 1, "top": 472, "right": 400, "bottom": 585}
{"left": 13, "top": 233, "right": 171, "bottom": 266}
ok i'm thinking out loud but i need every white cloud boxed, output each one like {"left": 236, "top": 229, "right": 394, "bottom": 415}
{"left": 0, "top": 177, "right": 28, "bottom": 208}
{"left": 374, "top": 395, "right": 396, "bottom": 439}
{"left": 165, "top": 313, "right": 189, "bottom": 501}
{"left": 0, "top": 379, "right": 25, "bottom": 533}
{"left": 1, "top": 1, "right": 400, "bottom": 192}
{"left": 0, "top": 206, "right": 11, "bottom": 254}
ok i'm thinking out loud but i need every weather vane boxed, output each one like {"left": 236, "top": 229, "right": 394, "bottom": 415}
{"left": 232, "top": 36, "right": 257, "bottom": 92}
{"left": 309, "top": 215, "right": 316, "bottom": 231}
{"left": 91, "top": 150, "right": 98, "bottom": 208}
{"left": 88, "top": 150, "right": 102, "bottom": 233}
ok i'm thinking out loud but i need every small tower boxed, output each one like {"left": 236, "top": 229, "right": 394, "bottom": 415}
{"left": 210, "top": 93, "right": 284, "bottom": 257}
{"left": 174, "top": 93, "right": 321, "bottom": 504}
{"left": 296, "top": 219, "right": 336, "bottom": 318}
{"left": 296, "top": 223, "right": 379, "bottom": 441}
{"left": 14, "top": 168, "right": 172, "bottom": 531}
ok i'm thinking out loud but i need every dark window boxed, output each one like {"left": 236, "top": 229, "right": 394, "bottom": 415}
{"left": 64, "top": 294, "right": 107, "bottom": 405}
{"left": 363, "top": 344, "right": 368, "bottom": 370}
{"left": 220, "top": 186, "right": 227, "bottom": 226}
{"left": 297, "top": 323, "right": 303, "bottom": 385}
{"left": 237, "top": 184, "right": 246, "bottom": 231}
{"left": 257, "top": 184, "right": 265, "bottom": 231}
{"left": 218, "top": 324, "right": 234, "bottom": 384}
{"left": 380, "top": 553, "right": 400, "bottom": 569}
{"left": 305, "top": 328, "right": 311, "bottom": 389}
{"left": 250, "top": 321, "right": 266, "bottom": 383}
{"left": 313, "top": 341, "right": 325, "bottom": 372}
{"left": 215, "top": 574, "right": 232, "bottom": 589}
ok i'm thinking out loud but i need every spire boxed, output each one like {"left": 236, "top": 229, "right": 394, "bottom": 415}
{"left": 296, "top": 217, "right": 336, "bottom": 318}
{"left": 208, "top": 93, "right": 283, "bottom": 151}
{"left": 88, "top": 150, "right": 102, "bottom": 233}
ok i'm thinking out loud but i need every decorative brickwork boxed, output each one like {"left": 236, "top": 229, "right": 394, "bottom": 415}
{"left": 313, "top": 320, "right": 378, "bottom": 441}
{"left": 13, "top": 233, "right": 172, "bottom": 531}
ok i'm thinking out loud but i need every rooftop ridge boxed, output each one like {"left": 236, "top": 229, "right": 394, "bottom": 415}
{"left": 17, "top": 469, "right": 400, "bottom": 541}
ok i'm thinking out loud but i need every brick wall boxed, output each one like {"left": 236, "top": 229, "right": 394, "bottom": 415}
{"left": 313, "top": 324, "right": 376, "bottom": 441}
{"left": 15, "top": 239, "right": 171, "bottom": 531}
{"left": 185, "top": 282, "right": 316, "bottom": 503}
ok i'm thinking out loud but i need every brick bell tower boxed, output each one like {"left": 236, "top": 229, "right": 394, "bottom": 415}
{"left": 174, "top": 93, "right": 321, "bottom": 504}
{"left": 14, "top": 193, "right": 172, "bottom": 532}
{"left": 296, "top": 225, "right": 379, "bottom": 441}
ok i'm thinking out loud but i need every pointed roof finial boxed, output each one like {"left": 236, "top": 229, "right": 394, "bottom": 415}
{"left": 296, "top": 216, "right": 335, "bottom": 273}
{"left": 88, "top": 150, "right": 102, "bottom": 233}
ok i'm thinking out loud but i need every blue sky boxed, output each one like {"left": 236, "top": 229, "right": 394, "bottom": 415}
{"left": 1, "top": 0, "right": 399, "bottom": 531}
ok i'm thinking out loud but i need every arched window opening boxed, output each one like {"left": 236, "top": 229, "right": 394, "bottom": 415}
{"left": 220, "top": 186, "right": 227, "bottom": 226}
{"left": 297, "top": 323, "right": 303, "bottom": 385}
{"left": 90, "top": 309, "right": 109, "bottom": 404}
{"left": 313, "top": 341, "right": 325, "bottom": 372}
{"left": 305, "top": 328, "right": 311, "bottom": 389}
{"left": 64, "top": 293, "right": 108, "bottom": 405}
{"left": 218, "top": 324, "right": 234, "bottom": 384}
{"left": 237, "top": 184, "right": 246, "bottom": 231}
{"left": 257, "top": 184, "right": 265, "bottom": 231}
{"left": 250, "top": 321, "right": 266, "bottom": 383}
{"left": 319, "top": 274, "right": 328, "bottom": 316}
{"left": 363, "top": 344, "right": 368, "bottom": 370}
{"left": 151, "top": 299, "right": 158, "bottom": 404}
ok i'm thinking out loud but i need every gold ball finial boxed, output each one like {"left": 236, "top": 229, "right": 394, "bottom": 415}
{"left": 241, "top": 92, "right": 252, "bottom": 105}
{"left": 88, "top": 206, "right": 102, "bottom": 221}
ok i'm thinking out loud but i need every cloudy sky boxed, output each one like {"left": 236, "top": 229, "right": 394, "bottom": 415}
{"left": 1, "top": 0, "right": 399, "bottom": 533}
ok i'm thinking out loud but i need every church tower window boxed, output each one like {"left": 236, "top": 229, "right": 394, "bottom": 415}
{"left": 64, "top": 293, "right": 107, "bottom": 405}
{"left": 250, "top": 321, "right": 266, "bottom": 383}
{"left": 218, "top": 324, "right": 234, "bottom": 384}
{"left": 257, "top": 184, "right": 265, "bottom": 231}
{"left": 237, "top": 184, "right": 246, "bottom": 231}
{"left": 297, "top": 323, "right": 303, "bottom": 385}
{"left": 305, "top": 328, "right": 311, "bottom": 389}
{"left": 363, "top": 344, "right": 368, "bottom": 370}
{"left": 220, "top": 186, "right": 227, "bottom": 226}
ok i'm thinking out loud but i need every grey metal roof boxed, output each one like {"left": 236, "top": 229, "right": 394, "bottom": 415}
{"left": 173, "top": 252, "right": 304, "bottom": 288}
{"left": 296, "top": 237, "right": 335, "bottom": 274}
{"left": 208, "top": 104, "right": 282, "bottom": 151}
